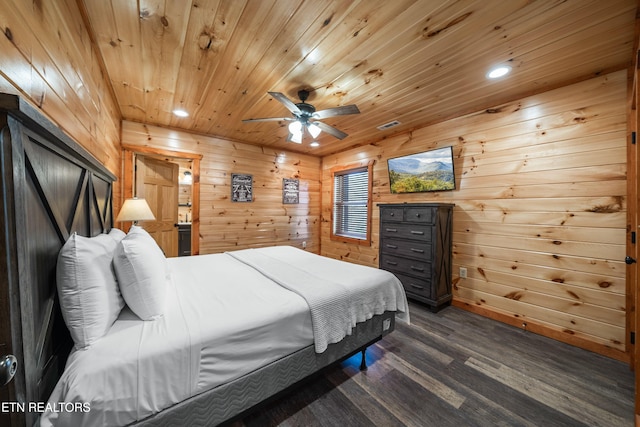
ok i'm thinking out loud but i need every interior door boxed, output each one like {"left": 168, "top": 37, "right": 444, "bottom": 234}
{"left": 136, "top": 156, "right": 179, "bottom": 257}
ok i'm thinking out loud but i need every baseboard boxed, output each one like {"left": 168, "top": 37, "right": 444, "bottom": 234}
{"left": 451, "top": 299, "right": 630, "bottom": 363}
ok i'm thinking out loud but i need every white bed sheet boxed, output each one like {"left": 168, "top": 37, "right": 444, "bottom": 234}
{"left": 41, "top": 246, "right": 409, "bottom": 427}
{"left": 41, "top": 252, "right": 313, "bottom": 427}
{"left": 168, "top": 252, "right": 314, "bottom": 394}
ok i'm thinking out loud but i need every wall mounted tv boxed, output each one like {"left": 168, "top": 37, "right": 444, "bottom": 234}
{"left": 387, "top": 146, "right": 455, "bottom": 193}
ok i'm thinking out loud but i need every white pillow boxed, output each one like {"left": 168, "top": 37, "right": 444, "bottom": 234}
{"left": 108, "top": 227, "right": 126, "bottom": 242}
{"left": 113, "top": 226, "right": 168, "bottom": 320}
{"left": 56, "top": 233, "right": 125, "bottom": 349}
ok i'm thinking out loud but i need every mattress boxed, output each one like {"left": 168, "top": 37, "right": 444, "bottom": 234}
{"left": 41, "top": 246, "right": 408, "bottom": 426}
{"left": 134, "top": 311, "right": 397, "bottom": 427}
{"left": 41, "top": 252, "right": 313, "bottom": 426}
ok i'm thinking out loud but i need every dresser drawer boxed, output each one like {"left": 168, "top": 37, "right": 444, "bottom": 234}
{"left": 380, "top": 254, "right": 430, "bottom": 279}
{"left": 393, "top": 272, "right": 432, "bottom": 298}
{"left": 380, "top": 223, "right": 432, "bottom": 241}
{"left": 404, "top": 207, "right": 434, "bottom": 223}
{"left": 380, "top": 238, "right": 432, "bottom": 260}
{"left": 380, "top": 207, "right": 404, "bottom": 222}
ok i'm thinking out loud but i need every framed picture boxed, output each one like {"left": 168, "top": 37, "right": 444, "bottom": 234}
{"left": 231, "top": 173, "right": 253, "bottom": 202}
{"left": 282, "top": 178, "right": 299, "bottom": 204}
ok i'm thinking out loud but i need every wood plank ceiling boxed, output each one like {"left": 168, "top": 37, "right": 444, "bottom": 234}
{"left": 81, "top": 0, "right": 637, "bottom": 156}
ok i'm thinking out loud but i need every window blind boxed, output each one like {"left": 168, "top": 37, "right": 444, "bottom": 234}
{"left": 333, "top": 167, "right": 368, "bottom": 240}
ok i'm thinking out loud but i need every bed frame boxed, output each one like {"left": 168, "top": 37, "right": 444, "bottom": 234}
{"left": 0, "top": 93, "right": 396, "bottom": 427}
{"left": 0, "top": 94, "right": 116, "bottom": 427}
{"left": 134, "top": 312, "right": 395, "bottom": 426}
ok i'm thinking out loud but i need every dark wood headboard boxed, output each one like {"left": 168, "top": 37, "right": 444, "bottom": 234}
{"left": 0, "top": 94, "right": 116, "bottom": 427}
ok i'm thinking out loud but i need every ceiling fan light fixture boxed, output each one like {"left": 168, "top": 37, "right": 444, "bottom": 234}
{"left": 290, "top": 132, "right": 303, "bottom": 144}
{"left": 308, "top": 123, "right": 321, "bottom": 138}
{"left": 243, "top": 90, "right": 360, "bottom": 143}
{"left": 288, "top": 120, "right": 302, "bottom": 134}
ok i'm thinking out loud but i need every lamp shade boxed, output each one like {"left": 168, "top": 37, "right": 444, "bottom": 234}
{"left": 288, "top": 120, "right": 302, "bottom": 134}
{"left": 116, "top": 198, "right": 156, "bottom": 223}
{"left": 289, "top": 132, "right": 302, "bottom": 144}
{"left": 308, "top": 123, "right": 321, "bottom": 138}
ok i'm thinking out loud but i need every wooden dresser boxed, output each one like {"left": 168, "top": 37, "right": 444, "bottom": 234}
{"left": 378, "top": 203, "right": 454, "bottom": 311}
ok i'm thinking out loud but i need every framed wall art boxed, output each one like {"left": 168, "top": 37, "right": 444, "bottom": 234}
{"left": 231, "top": 173, "right": 253, "bottom": 202}
{"left": 282, "top": 178, "right": 299, "bottom": 204}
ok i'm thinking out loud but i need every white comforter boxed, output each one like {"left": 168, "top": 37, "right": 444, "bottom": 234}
{"left": 40, "top": 246, "right": 408, "bottom": 426}
{"left": 228, "top": 246, "right": 409, "bottom": 352}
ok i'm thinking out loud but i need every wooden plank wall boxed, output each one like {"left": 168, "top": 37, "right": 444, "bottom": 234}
{"left": 0, "top": 0, "right": 121, "bottom": 208}
{"left": 321, "top": 70, "right": 628, "bottom": 360}
{"left": 121, "top": 121, "right": 322, "bottom": 254}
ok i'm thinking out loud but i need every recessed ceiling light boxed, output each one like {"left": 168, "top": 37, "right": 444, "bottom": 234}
{"left": 487, "top": 65, "right": 511, "bottom": 79}
{"left": 173, "top": 109, "right": 189, "bottom": 117}
{"left": 310, "top": 141, "right": 320, "bottom": 147}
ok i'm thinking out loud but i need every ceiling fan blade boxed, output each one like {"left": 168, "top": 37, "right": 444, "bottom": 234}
{"left": 312, "top": 121, "right": 348, "bottom": 140}
{"left": 242, "top": 117, "right": 291, "bottom": 123}
{"left": 268, "top": 92, "right": 301, "bottom": 115}
{"left": 313, "top": 104, "right": 360, "bottom": 120}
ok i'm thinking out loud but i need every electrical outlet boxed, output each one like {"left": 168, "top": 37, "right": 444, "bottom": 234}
{"left": 302, "top": 241, "right": 307, "bottom": 249}
{"left": 459, "top": 267, "right": 467, "bottom": 278}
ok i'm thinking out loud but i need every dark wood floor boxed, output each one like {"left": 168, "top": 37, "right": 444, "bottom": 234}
{"left": 234, "top": 301, "right": 634, "bottom": 427}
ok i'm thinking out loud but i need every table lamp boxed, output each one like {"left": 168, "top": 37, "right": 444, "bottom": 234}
{"left": 116, "top": 197, "right": 155, "bottom": 225}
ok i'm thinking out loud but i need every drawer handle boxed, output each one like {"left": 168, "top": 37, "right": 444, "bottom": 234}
{"left": 390, "top": 212, "right": 395, "bottom": 216}
{"left": 386, "top": 228, "right": 398, "bottom": 233}
{"left": 411, "top": 266, "right": 424, "bottom": 272}
{"left": 410, "top": 248, "right": 424, "bottom": 253}
{"left": 386, "top": 244, "right": 398, "bottom": 249}
{"left": 386, "top": 261, "right": 398, "bottom": 266}
{"left": 410, "top": 230, "right": 424, "bottom": 235}
{"left": 410, "top": 284, "right": 424, "bottom": 290}
{"left": 415, "top": 213, "right": 420, "bottom": 218}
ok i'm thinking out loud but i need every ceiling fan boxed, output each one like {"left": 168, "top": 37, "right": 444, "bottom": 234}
{"left": 242, "top": 90, "right": 360, "bottom": 144}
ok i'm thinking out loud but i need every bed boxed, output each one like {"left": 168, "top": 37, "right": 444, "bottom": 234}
{"left": 0, "top": 93, "right": 408, "bottom": 427}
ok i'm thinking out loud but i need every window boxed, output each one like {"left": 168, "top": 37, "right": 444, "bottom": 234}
{"left": 331, "top": 162, "right": 373, "bottom": 245}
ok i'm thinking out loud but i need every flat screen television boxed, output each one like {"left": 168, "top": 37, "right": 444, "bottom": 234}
{"left": 387, "top": 146, "right": 455, "bottom": 193}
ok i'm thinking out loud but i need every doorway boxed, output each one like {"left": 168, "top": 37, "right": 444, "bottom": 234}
{"left": 176, "top": 159, "right": 193, "bottom": 256}
{"left": 122, "top": 144, "right": 202, "bottom": 256}
{"left": 135, "top": 155, "right": 179, "bottom": 257}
